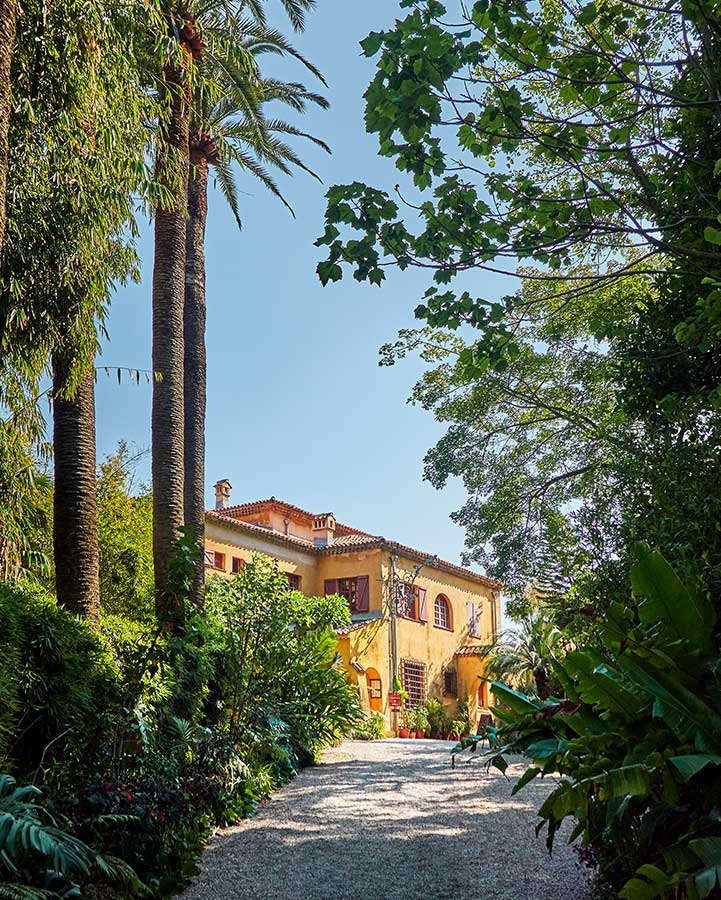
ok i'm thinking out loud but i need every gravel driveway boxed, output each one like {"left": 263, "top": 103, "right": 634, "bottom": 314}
{"left": 183, "top": 739, "right": 590, "bottom": 900}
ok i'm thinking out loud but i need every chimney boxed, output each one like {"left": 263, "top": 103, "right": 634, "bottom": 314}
{"left": 312, "top": 513, "right": 336, "bottom": 547}
{"left": 214, "top": 479, "right": 232, "bottom": 510}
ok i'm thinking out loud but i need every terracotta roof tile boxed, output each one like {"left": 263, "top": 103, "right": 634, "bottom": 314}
{"left": 455, "top": 645, "right": 487, "bottom": 656}
{"left": 206, "top": 497, "right": 501, "bottom": 590}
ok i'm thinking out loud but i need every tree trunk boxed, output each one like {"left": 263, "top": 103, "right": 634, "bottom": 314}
{"left": 152, "top": 57, "right": 191, "bottom": 625}
{"left": 184, "top": 152, "right": 208, "bottom": 611}
{"left": 0, "top": 0, "right": 17, "bottom": 256}
{"left": 52, "top": 353, "right": 100, "bottom": 622}
{"left": 534, "top": 667, "right": 550, "bottom": 701}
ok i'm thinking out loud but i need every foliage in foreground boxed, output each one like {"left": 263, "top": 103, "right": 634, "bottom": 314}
{"left": 456, "top": 547, "right": 721, "bottom": 898}
{"left": 0, "top": 555, "right": 360, "bottom": 897}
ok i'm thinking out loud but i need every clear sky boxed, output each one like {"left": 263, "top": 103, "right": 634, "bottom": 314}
{"left": 95, "top": 2, "right": 508, "bottom": 575}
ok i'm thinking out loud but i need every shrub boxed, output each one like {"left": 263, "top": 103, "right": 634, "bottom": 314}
{"left": 455, "top": 545, "right": 721, "bottom": 898}
{"left": 351, "top": 713, "right": 386, "bottom": 741}
{"left": 0, "top": 582, "right": 120, "bottom": 783}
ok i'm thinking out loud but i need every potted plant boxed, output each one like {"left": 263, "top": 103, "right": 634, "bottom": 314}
{"left": 426, "top": 698, "right": 443, "bottom": 738}
{"left": 414, "top": 704, "right": 429, "bottom": 739}
{"left": 449, "top": 719, "right": 466, "bottom": 741}
{"left": 406, "top": 708, "right": 418, "bottom": 738}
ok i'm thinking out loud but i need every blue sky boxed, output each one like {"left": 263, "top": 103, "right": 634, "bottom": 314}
{"left": 95, "top": 2, "right": 508, "bottom": 574}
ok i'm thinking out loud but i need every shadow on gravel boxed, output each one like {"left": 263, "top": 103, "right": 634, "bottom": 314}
{"left": 183, "top": 740, "right": 590, "bottom": 900}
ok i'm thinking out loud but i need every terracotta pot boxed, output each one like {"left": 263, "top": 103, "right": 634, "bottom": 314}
{"left": 398, "top": 727, "right": 410, "bottom": 738}
{"left": 416, "top": 729, "right": 425, "bottom": 739}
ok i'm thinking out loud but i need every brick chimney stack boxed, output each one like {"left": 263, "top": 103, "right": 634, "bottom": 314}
{"left": 214, "top": 479, "right": 232, "bottom": 510}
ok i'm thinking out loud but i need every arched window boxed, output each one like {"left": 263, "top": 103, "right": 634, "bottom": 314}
{"left": 434, "top": 594, "right": 452, "bottom": 630}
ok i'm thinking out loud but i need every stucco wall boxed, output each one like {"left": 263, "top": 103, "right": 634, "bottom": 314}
{"left": 383, "top": 553, "right": 496, "bottom": 723}
{"left": 203, "top": 517, "right": 500, "bottom": 731}
{"left": 204, "top": 520, "right": 319, "bottom": 592}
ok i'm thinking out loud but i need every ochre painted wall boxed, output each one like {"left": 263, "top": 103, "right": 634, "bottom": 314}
{"left": 203, "top": 518, "right": 501, "bottom": 732}
{"left": 383, "top": 553, "right": 497, "bottom": 724}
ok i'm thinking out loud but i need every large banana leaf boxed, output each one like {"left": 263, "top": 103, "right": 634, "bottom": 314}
{"left": 615, "top": 654, "right": 721, "bottom": 754}
{"left": 631, "top": 543, "right": 714, "bottom": 654}
{"left": 564, "top": 649, "right": 645, "bottom": 718}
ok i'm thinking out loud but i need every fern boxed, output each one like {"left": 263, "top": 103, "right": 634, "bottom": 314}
{"left": 0, "top": 774, "right": 141, "bottom": 896}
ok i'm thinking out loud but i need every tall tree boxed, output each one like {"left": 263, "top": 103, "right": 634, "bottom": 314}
{"left": 183, "top": 21, "right": 328, "bottom": 610}
{"left": 52, "top": 352, "right": 100, "bottom": 620}
{"left": 0, "top": 0, "right": 17, "bottom": 254}
{"left": 0, "top": 0, "right": 154, "bottom": 618}
{"left": 151, "top": 13, "right": 201, "bottom": 621}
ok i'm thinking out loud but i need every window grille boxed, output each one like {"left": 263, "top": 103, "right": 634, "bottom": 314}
{"left": 443, "top": 667, "right": 458, "bottom": 697}
{"left": 402, "top": 659, "right": 427, "bottom": 708}
{"left": 434, "top": 595, "right": 451, "bottom": 629}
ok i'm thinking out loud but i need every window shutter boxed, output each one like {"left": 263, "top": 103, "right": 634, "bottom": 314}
{"left": 466, "top": 601, "right": 473, "bottom": 632}
{"left": 203, "top": 549, "right": 214, "bottom": 567}
{"left": 471, "top": 603, "right": 481, "bottom": 638}
{"left": 356, "top": 575, "right": 369, "bottom": 612}
{"left": 324, "top": 579, "right": 337, "bottom": 596}
{"left": 418, "top": 588, "right": 427, "bottom": 622}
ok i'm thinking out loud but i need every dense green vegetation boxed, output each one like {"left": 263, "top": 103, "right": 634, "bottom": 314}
{"left": 0, "top": 545, "right": 360, "bottom": 897}
{"left": 318, "top": 0, "right": 721, "bottom": 895}
{"left": 0, "top": 1, "right": 368, "bottom": 896}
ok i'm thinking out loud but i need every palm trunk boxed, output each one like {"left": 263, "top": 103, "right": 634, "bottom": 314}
{"left": 152, "top": 57, "right": 191, "bottom": 625}
{"left": 184, "top": 152, "right": 208, "bottom": 611}
{"left": 0, "top": 0, "right": 18, "bottom": 256}
{"left": 52, "top": 352, "right": 100, "bottom": 622}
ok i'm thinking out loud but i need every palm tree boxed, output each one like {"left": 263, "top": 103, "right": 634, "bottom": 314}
{"left": 151, "top": 0, "right": 318, "bottom": 621}
{"left": 479, "top": 615, "right": 564, "bottom": 700}
{"left": 0, "top": 0, "right": 17, "bottom": 255}
{"left": 52, "top": 352, "right": 101, "bottom": 620}
{"left": 183, "top": 19, "right": 328, "bottom": 610}
{"left": 151, "top": 10, "right": 204, "bottom": 623}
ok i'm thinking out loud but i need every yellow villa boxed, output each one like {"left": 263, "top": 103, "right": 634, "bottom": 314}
{"left": 204, "top": 480, "right": 502, "bottom": 731}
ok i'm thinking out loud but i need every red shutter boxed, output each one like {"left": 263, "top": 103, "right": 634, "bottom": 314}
{"left": 356, "top": 575, "right": 369, "bottom": 612}
{"left": 324, "top": 579, "right": 337, "bottom": 596}
{"left": 418, "top": 587, "right": 427, "bottom": 622}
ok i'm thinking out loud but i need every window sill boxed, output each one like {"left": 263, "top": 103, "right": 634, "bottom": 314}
{"left": 433, "top": 624, "right": 454, "bottom": 632}
{"left": 399, "top": 614, "right": 425, "bottom": 624}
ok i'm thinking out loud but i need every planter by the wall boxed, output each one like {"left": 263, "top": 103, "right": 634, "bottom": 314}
{"left": 398, "top": 727, "right": 410, "bottom": 738}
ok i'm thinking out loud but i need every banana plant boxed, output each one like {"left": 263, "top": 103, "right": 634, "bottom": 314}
{"left": 455, "top": 544, "right": 721, "bottom": 899}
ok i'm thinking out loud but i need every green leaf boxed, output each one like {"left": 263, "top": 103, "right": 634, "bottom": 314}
{"left": 511, "top": 766, "right": 541, "bottom": 795}
{"left": 489, "top": 682, "right": 541, "bottom": 715}
{"left": 359, "top": 32, "right": 384, "bottom": 57}
{"left": 690, "top": 838, "right": 721, "bottom": 867}
{"left": 631, "top": 543, "right": 714, "bottom": 652}
{"left": 704, "top": 226, "right": 721, "bottom": 245}
{"left": 669, "top": 754, "right": 721, "bottom": 781}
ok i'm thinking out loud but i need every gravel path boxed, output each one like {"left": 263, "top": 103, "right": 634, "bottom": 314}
{"left": 183, "top": 739, "right": 590, "bottom": 900}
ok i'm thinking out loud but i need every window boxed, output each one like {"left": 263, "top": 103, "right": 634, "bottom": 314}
{"left": 467, "top": 601, "right": 482, "bottom": 638}
{"left": 434, "top": 594, "right": 452, "bottom": 630}
{"left": 402, "top": 659, "right": 427, "bottom": 708}
{"left": 338, "top": 577, "right": 359, "bottom": 611}
{"left": 213, "top": 551, "right": 225, "bottom": 571}
{"left": 325, "top": 576, "right": 369, "bottom": 613}
{"left": 395, "top": 578, "right": 428, "bottom": 623}
{"left": 287, "top": 572, "right": 301, "bottom": 590}
{"left": 443, "top": 667, "right": 458, "bottom": 697}
{"left": 232, "top": 557, "right": 243, "bottom": 574}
